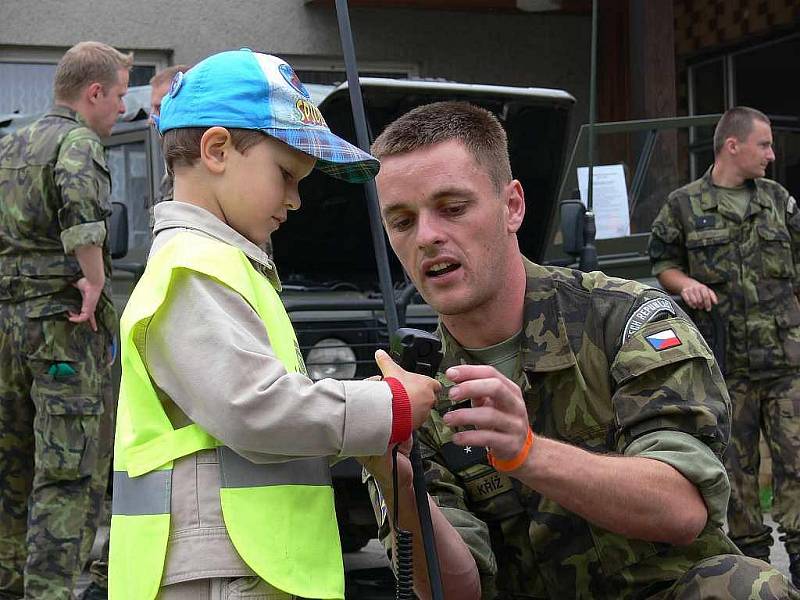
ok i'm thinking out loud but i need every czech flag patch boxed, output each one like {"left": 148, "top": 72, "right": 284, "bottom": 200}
{"left": 645, "top": 328, "right": 682, "bottom": 351}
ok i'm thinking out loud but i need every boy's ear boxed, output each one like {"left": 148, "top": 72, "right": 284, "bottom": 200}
{"left": 200, "top": 127, "right": 232, "bottom": 174}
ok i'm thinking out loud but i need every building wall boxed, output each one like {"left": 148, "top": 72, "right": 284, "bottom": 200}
{"left": 0, "top": 0, "right": 592, "bottom": 130}
{"left": 675, "top": 0, "right": 798, "bottom": 58}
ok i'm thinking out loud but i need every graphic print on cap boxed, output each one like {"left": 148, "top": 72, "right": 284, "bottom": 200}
{"left": 252, "top": 53, "right": 328, "bottom": 130}
{"left": 278, "top": 63, "right": 310, "bottom": 99}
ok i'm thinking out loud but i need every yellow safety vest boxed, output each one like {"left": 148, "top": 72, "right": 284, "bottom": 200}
{"left": 108, "top": 232, "right": 343, "bottom": 600}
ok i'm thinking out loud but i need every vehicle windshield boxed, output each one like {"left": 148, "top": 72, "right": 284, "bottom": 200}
{"left": 545, "top": 115, "right": 800, "bottom": 270}
{"left": 107, "top": 140, "right": 152, "bottom": 250}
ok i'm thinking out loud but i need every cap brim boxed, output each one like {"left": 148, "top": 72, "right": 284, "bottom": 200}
{"left": 264, "top": 127, "right": 380, "bottom": 183}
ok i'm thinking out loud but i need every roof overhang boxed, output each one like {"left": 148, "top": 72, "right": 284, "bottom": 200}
{"left": 304, "top": 0, "right": 591, "bottom": 13}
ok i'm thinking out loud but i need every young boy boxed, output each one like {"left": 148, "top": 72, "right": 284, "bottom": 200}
{"left": 108, "top": 49, "right": 440, "bottom": 600}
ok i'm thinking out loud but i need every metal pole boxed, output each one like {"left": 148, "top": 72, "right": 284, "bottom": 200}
{"left": 587, "top": 0, "right": 598, "bottom": 213}
{"left": 333, "top": 5, "right": 445, "bottom": 599}
{"left": 579, "top": 0, "right": 599, "bottom": 272}
{"left": 334, "top": 0, "right": 400, "bottom": 333}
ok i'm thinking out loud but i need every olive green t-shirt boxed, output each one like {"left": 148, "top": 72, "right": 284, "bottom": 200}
{"left": 463, "top": 330, "right": 524, "bottom": 380}
{"left": 715, "top": 183, "right": 750, "bottom": 221}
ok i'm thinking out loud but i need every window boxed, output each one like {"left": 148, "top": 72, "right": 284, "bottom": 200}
{"left": 107, "top": 141, "right": 151, "bottom": 250}
{"left": 686, "top": 33, "right": 799, "bottom": 196}
{"left": 281, "top": 56, "right": 419, "bottom": 87}
{"left": 0, "top": 62, "right": 58, "bottom": 115}
{"left": 687, "top": 57, "right": 727, "bottom": 177}
{"left": 0, "top": 47, "right": 167, "bottom": 116}
{"left": 130, "top": 65, "right": 156, "bottom": 87}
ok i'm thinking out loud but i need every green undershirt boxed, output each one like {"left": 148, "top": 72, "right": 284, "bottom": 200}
{"left": 463, "top": 329, "right": 524, "bottom": 380}
{"left": 715, "top": 183, "right": 750, "bottom": 221}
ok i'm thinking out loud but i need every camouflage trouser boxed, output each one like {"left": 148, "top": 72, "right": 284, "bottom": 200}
{"left": 724, "top": 373, "right": 800, "bottom": 558}
{"left": 0, "top": 302, "right": 115, "bottom": 599}
{"left": 85, "top": 537, "right": 108, "bottom": 592}
{"left": 658, "top": 554, "right": 797, "bottom": 599}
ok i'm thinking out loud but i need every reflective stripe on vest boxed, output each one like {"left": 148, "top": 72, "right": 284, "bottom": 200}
{"left": 218, "top": 448, "right": 332, "bottom": 487}
{"left": 109, "top": 232, "right": 343, "bottom": 600}
{"left": 112, "top": 470, "right": 171, "bottom": 516}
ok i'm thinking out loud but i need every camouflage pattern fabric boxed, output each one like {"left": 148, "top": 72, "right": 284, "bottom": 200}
{"left": 0, "top": 303, "right": 114, "bottom": 599}
{"left": 658, "top": 554, "right": 794, "bottom": 599}
{"left": 649, "top": 168, "right": 800, "bottom": 559}
{"left": 648, "top": 167, "right": 800, "bottom": 378}
{"left": 0, "top": 105, "right": 115, "bottom": 323}
{"left": 724, "top": 373, "right": 800, "bottom": 558}
{"left": 366, "top": 258, "right": 796, "bottom": 598}
{"left": 0, "top": 106, "right": 117, "bottom": 598}
{"left": 158, "top": 170, "right": 174, "bottom": 205}
{"left": 87, "top": 550, "right": 108, "bottom": 589}
{"left": 148, "top": 169, "right": 174, "bottom": 231}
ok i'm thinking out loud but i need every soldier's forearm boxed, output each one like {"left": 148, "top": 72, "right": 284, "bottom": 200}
{"left": 514, "top": 436, "right": 708, "bottom": 546}
{"left": 656, "top": 268, "right": 694, "bottom": 295}
{"left": 74, "top": 244, "right": 105, "bottom": 287}
{"left": 375, "top": 460, "right": 480, "bottom": 600}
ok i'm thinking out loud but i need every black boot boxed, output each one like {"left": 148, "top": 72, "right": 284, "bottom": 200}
{"left": 790, "top": 553, "right": 800, "bottom": 589}
{"left": 77, "top": 582, "right": 107, "bottom": 600}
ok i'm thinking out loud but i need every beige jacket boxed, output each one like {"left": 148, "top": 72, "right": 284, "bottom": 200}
{"left": 143, "top": 201, "right": 392, "bottom": 585}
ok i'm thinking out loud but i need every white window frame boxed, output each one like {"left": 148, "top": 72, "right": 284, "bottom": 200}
{"left": 686, "top": 32, "right": 799, "bottom": 179}
{"left": 0, "top": 45, "right": 169, "bottom": 70}
{"left": 0, "top": 46, "right": 170, "bottom": 116}
{"left": 279, "top": 55, "right": 419, "bottom": 81}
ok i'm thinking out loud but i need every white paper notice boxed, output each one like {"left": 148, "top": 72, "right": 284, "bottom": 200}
{"left": 577, "top": 164, "right": 631, "bottom": 240}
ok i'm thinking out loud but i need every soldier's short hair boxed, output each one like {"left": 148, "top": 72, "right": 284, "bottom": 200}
{"left": 371, "top": 101, "right": 512, "bottom": 193}
{"left": 54, "top": 41, "right": 134, "bottom": 102}
{"left": 713, "top": 106, "right": 771, "bottom": 156}
{"left": 161, "top": 127, "right": 267, "bottom": 173}
{"left": 150, "top": 65, "right": 191, "bottom": 89}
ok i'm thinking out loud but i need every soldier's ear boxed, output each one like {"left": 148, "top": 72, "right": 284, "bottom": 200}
{"left": 85, "top": 82, "right": 104, "bottom": 104}
{"left": 725, "top": 136, "right": 739, "bottom": 155}
{"left": 505, "top": 179, "right": 525, "bottom": 234}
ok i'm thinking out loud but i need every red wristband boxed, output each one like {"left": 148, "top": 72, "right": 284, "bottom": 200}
{"left": 488, "top": 427, "right": 534, "bottom": 472}
{"left": 385, "top": 377, "right": 412, "bottom": 445}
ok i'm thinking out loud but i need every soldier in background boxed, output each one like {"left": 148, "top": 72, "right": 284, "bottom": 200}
{"left": 650, "top": 106, "right": 800, "bottom": 586}
{"left": 0, "top": 41, "right": 131, "bottom": 599}
{"left": 147, "top": 64, "right": 190, "bottom": 230}
{"left": 362, "top": 101, "right": 795, "bottom": 599}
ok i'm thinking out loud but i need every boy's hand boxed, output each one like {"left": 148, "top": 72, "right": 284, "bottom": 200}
{"left": 375, "top": 349, "right": 440, "bottom": 430}
{"left": 359, "top": 436, "right": 413, "bottom": 489}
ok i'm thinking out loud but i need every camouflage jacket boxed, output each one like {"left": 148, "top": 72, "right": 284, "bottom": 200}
{"left": 373, "top": 259, "right": 739, "bottom": 599}
{"left": 148, "top": 170, "right": 174, "bottom": 231}
{"left": 0, "top": 105, "right": 114, "bottom": 323}
{"left": 649, "top": 167, "right": 800, "bottom": 377}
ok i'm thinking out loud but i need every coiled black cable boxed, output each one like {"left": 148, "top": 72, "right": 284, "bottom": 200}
{"left": 392, "top": 444, "right": 414, "bottom": 599}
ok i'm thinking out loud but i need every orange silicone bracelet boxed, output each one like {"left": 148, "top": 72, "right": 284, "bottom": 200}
{"left": 488, "top": 427, "right": 534, "bottom": 472}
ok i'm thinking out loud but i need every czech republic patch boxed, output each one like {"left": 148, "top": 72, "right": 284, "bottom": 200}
{"left": 645, "top": 328, "right": 682, "bottom": 351}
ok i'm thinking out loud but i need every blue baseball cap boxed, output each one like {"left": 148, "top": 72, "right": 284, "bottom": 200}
{"left": 158, "top": 49, "right": 379, "bottom": 183}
